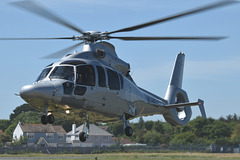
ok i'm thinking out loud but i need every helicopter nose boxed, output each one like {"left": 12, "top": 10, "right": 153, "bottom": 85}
{"left": 20, "top": 82, "right": 54, "bottom": 101}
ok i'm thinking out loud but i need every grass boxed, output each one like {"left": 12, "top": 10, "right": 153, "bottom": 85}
{"left": 1, "top": 153, "right": 240, "bottom": 160}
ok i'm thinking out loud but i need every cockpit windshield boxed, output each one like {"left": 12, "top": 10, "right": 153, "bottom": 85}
{"left": 36, "top": 67, "right": 52, "bottom": 82}
{"left": 49, "top": 66, "right": 74, "bottom": 81}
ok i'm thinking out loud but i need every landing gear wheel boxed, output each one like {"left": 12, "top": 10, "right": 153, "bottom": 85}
{"left": 41, "top": 115, "right": 47, "bottom": 125}
{"left": 47, "top": 114, "right": 54, "bottom": 124}
{"left": 79, "top": 132, "right": 87, "bottom": 142}
{"left": 125, "top": 126, "right": 133, "bottom": 137}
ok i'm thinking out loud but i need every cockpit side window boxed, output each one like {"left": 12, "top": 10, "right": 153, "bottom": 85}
{"left": 107, "top": 69, "right": 120, "bottom": 90}
{"left": 36, "top": 67, "right": 52, "bottom": 82}
{"left": 96, "top": 66, "right": 106, "bottom": 87}
{"left": 76, "top": 65, "right": 95, "bottom": 86}
{"left": 49, "top": 66, "right": 74, "bottom": 81}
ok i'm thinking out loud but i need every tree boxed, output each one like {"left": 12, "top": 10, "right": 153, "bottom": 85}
{"left": 5, "top": 111, "right": 41, "bottom": 136}
{"left": 153, "top": 120, "right": 164, "bottom": 134}
{"left": 170, "top": 132, "right": 205, "bottom": 145}
{"left": 206, "top": 120, "right": 233, "bottom": 140}
{"left": 12, "top": 135, "right": 27, "bottom": 146}
{"left": 231, "top": 123, "right": 240, "bottom": 139}
{"left": 0, "top": 132, "right": 12, "bottom": 145}
{"left": 230, "top": 123, "right": 240, "bottom": 145}
{"left": 143, "top": 130, "right": 161, "bottom": 146}
{"left": 108, "top": 122, "right": 124, "bottom": 137}
{"left": 10, "top": 104, "right": 39, "bottom": 121}
{"left": 138, "top": 117, "right": 144, "bottom": 129}
{"left": 145, "top": 121, "right": 154, "bottom": 131}
{"left": 219, "top": 114, "right": 240, "bottom": 123}
{"left": 0, "top": 119, "right": 10, "bottom": 131}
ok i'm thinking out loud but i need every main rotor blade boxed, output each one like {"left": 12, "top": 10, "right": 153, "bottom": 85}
{"left": 11, "top": 1, "right": 84, "bottom": 34}
{"left": 108, "top": 36, "right": 227, "bottom": 41}
{"left": 0, "top": 37, "right": 75, "bottom": 40}
{"left": 42, "top": 42, "right": 84, "bottom": 59}
{"left": 108, "top": 0, "right": 237, "bottom": 35}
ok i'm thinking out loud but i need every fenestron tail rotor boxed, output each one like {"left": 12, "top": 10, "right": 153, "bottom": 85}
{"left": 0, "top": 0, "right": 237, "bottom": 58}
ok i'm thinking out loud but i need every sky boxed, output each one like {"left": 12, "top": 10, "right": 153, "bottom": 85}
{"left": 0, "top": 0, "right": 240, "bottom": 122}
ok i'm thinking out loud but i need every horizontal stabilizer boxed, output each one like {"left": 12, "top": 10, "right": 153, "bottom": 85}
{"left": 164, "top": 99, "right": 206, "bottom": 119}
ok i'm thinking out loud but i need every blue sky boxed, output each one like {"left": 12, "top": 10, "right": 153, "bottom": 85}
{"left": 0, "top": 0, "right": 240, "bottom": 122}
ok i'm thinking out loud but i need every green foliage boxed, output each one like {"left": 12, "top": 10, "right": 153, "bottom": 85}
{"left": 107, "top": 115, "right": 240, "bottom": 146}
{"left": 213, "top": 137, "right": 231, "bottom": 146}
{"left": 142, "top": 130, "right": 169, "bottom": 146}
{"left": 10, "top": 104, "right": 38, "bottom": 121}
{"left": 180, "top": 117, "right": 233, "bottom": 141}
{"left": 0, "top": 132, "right": 12, "bottom": 145}
{"left": 0, "top": 119, "right": 10, "bottom": 131}
{"left": 108, "top": 122, "right": 124, "bottom": 137}
{"left": 230, "top": 123, "right": 240, "bottom": 145}
{"left": 219, "top": 113, "right": 240, "bottom": 123}
{"left": 144, "top": 121, "right": 154, "bottom": 131}
{"left": 12, "top": 135, "right": 27, "bottom": 146}
{"left": 138, "top": 117, "right": 144, "bottom": 129}
{"left": 170, "top": 132, "right": 206, "bottom": 145}
{"left": 153, "top": 120, "right": 164, "bottom": 134}
{"left": 5, "top": 111, "right": 41, "bottom": 136}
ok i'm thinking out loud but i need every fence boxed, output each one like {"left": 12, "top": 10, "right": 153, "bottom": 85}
{"left": 0, "top": 144, "right": 239, "bottom": 154}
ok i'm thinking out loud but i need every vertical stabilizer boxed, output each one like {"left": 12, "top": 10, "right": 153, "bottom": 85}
{"left": 164, "top": 52, "right": 192, "bottom": 126}
{"left": 165, "top": 52, "right": 188, "bottom": 104}
{"left": 169, "top": 52, "right": 184, "bottom": 89}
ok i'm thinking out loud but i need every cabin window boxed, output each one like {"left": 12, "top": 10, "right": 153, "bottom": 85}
{"left": 107, "top": 69, "right": 120, "bottom": 90}
{"left": 49, "top": 66, "right": 74, "bottom": 82}
{"left": 74, "top": 86, "right": 87, "bottom": 96}
{"left": 96, "top": 66, "right": 106, "bottom": 87}
{"left": 36, "top": 67, "right": 52, "bottom": 81}
{"left": 76, "top": 65, "right": 95, "bottom": 86}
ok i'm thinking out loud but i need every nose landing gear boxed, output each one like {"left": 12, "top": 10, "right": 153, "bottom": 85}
{"left": 41, "top": 104, "right": 55, "bottom": 125}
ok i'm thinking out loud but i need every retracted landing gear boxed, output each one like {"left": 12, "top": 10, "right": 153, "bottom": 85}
{"left": 123, "top": 114, "right": 133, "bottom": 137}
{"left": 79, "top": 112, "right": 89, "bottom": 142}
{"left": 41, "top": 104, "right": 55, "bottom": 125}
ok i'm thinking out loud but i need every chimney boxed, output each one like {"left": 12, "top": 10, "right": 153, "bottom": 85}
{"left": 72, "top": 124, "right": 76, "bottom": 134}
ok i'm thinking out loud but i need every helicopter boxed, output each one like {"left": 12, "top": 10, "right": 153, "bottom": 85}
{"left": 1, "top": 0, "right": 237, "bottom": 142}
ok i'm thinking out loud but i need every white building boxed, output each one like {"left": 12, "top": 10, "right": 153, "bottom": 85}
{"left": 13, "top": 122, "right": 66, "bottom": 147}
{"left": 66, "top": 124, "right": 115, "bottom": 147}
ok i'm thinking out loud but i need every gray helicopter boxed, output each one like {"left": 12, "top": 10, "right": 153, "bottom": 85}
{"left": 1, "top": 0, "right": 236, "bottom": 142}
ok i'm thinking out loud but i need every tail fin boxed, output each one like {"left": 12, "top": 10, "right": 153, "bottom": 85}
{"left": 165, "top": 52, "right": 189, "bottom": 104}
{"left": 163, "top": 52, "right": 192, "bottom": 126}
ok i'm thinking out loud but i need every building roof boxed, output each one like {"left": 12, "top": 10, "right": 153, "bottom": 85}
{"left": 36, "top": 137, "right": 48, "bottom": 145}
{"left": 19, "top": 124, "right": 66, "bottom": 134}
{"left": 67, "top": 124, "right": 112, "bottom": 136}
{"left": 98, "top": 126, "right": 112, "bottom": 134}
